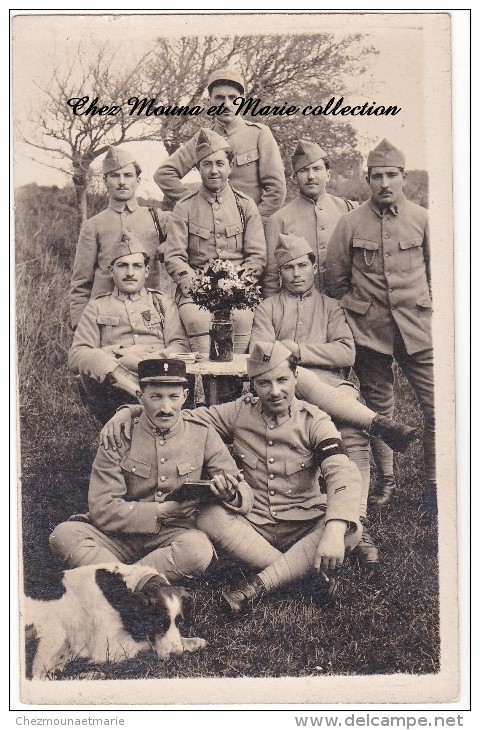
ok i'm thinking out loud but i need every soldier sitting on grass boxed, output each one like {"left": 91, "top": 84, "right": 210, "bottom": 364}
{"left": 68, "top": 234, "right": 190, "bottom": 424}
{"left": 101, "top": 342, "right": 417, "bottom": 618}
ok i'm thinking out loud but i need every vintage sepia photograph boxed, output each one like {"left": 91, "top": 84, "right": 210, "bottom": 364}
{"left": 12, "top": 11, "right": 459, "bottom": 706}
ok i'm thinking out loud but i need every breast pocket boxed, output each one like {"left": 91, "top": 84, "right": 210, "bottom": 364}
{"left": 225, "top": 223, "right": 244, "bottom": 253}
{"left": 398, "top": 237, "right": 425, "bottom": 272}
{"left": 188, "top": 222, "right": 211, "bottom": 255}
{"left": 176, "top": 452, "right": 204, "bottom": 485}
{"left": 284, "top": 454, "right": 316, "bottom": 493}
{"left": 235, "top": 148, "right": 260, "bottom": 168}
{"left": 352, "top": 238, "right": 380, "bottom": 273}
{"left": 120, "top": 456, "right": 152, "bottom": 494}
{"left": 97, "top": 315, "right": 120, "bottom": 346}
{"left": 232, "top": 439, "right": 259, "bottom": 471}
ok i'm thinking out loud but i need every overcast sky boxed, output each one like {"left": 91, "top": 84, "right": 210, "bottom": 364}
{"left": 12, "top": 11, "right": 440, "bottom": 197}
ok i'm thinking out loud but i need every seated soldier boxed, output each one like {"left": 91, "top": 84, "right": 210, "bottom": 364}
{"left": 68, "top": 234, "right": 190, "bottom": 423}
{"left": 101, "top": 343, "right": 418, "bottom": 616}
{"left": 164, "top": 128, "right": 266, "bottom": 354}
{"left": 50, "top": 358, "right": 252, "bottom": 584}
{"left": 250, "top": 233, "right": 380, "bottom": 563}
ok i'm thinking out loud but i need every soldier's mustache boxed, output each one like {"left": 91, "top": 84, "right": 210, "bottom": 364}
{"left": 156, "top": 411, "right": 174, "bottom": 418}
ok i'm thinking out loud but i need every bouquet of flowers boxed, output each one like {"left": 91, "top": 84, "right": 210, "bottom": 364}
{"left": 189, "top": 259, "right": 263, "bottom": 316}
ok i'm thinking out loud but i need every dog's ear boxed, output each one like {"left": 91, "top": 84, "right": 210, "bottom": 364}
{"left": 176, "top": 588, "right": 193, "bottom": 626}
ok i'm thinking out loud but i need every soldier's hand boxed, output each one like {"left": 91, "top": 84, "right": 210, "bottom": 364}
{"left": 210, "top": 474, "right": 240, "bottom": 503}
{"left": 157, "top": 499, "right": 198, "bottom": 521}
{"left": 100, "top": 408, "right": 134, "bottom": 451}
{"left": 314, "top": 520, "right": 347, "bottom": 572}
{"left": 280, "top": 339, "right": 301, "bottom": 357}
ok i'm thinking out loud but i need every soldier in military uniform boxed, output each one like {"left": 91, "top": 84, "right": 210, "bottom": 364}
{"left": 326, "top": 139, "right": 435, "bottom": 516}
{"left": 263, "top": 140, "right": 357, "bottom": 298}
{"left": 50, "top": 359, "right": 252, "bottom": 583}
{"left": 102, "top": 342, "right": 365, "bottom": 616}
{"left": 69, "top": 235, "right": 189, "bottom": 423}
{"left": 70, "top": 146, "right": 168, "bottom": 329}
{"left": 251, "top": 233, "right": 386, "bottom": 564}
{"left": 154, "top": 68, "right": 286, "bottom": 223}
{"left": 164, "top": 128, "right": 266, "bottom": 354}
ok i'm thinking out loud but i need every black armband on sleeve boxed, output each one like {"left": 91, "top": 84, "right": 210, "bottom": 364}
{"left": 315, "top": 438, "right": 348, "bottom": 466}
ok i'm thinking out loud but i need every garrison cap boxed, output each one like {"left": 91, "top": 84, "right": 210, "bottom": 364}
{"left": 274, "top": 233, "right": 315, "bottom": 267}
{"left": 291, "top": 140, "right": 328, "bottom": 174}
{"left": 138, "top": 358, "right": 188, "bottom": 385}
{"left": 247, "top": 340, "right": 293, "bottom": 378}
{"left": 195, "top": 128, "right": 231, "bottom": 164}
{"left": 367, "top": 138, "right": 406, "bottom": 169}
{"left": 102, "top": 145, "right": 137, "bottom": 175}
{"left": 109, "top": 233, "right": 148, "bottom": 265}
{"left": 207, "top": 68, "right": 245, "bottom": 95}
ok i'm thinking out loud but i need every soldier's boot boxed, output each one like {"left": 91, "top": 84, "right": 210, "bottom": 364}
{"left": 369, "top": 415, "right": 418, "bottom": 453}
{"left": 311, "top": 570, "right": 339, "bottom": 606}
{"left": 221, "top": 576, "right": 266, "bottom": 618}
{"left": 355, "top": 520, "right": 380, "bottom": 564}
{"left": 369, "top": 474, "right": 396, "bottom": 507}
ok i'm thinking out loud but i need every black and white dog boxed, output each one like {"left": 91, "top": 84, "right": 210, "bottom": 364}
{"left": 25, "top": 563, "right": 206, "bottom": 679}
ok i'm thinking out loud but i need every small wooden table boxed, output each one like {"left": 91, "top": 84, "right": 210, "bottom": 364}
{"left": 186, "top": 354, "right": 249, "bottom": 405}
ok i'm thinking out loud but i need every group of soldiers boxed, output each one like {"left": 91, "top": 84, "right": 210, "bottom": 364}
{"left": 49, "top": 67, "right": 435, "bottom": 618}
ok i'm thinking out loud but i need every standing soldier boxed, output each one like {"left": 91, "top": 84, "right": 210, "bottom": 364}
{"left": 263, "top": 140, "right": 357, "bottom": 298}
{"left": 326, "top": 139, "right": 435, "bottom": 516}
{"left": 164, "top": 128, "right": 266, "bottom": 354}
{"left": 70, "top": 146, "right": 168, "bottom": 329}
{"left": 154, "top": 68, "right": 286, "bottom": 223}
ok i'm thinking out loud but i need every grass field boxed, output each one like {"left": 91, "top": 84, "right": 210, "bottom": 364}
{"left": 17, "top": 185, "right": 439, "bottom": 680}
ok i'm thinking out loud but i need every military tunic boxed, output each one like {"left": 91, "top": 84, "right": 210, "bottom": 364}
{"left": 68, "top": 287, "right": 189, "bottom": 383}
{"left": 249, "top": 288, "right": 371, "bottom": 517}
{"left": 250, "top": 288, "right": 355, "bottom": 386}
{"left": 164, "top": 183, "right": 266, "bottom": 288}
{"left": 88, "top": 411, "right": 252, "bottom": 535}
{"left": 326, "top": 195, "right": 431, "bottom": 356}
{"left": 263, "top": 193, "right": 356, "bottom": 298}
{"left": 70, "top": 198, "right": 169, "bottom": 328}
{"left": 190, "top": 395, "right": 361, "bottom": 530}
{"left": 154, "top": 117, "right": 286, "bottom": 221}
{"left": 326, "top": 194, "right": 434, "bottom": 484}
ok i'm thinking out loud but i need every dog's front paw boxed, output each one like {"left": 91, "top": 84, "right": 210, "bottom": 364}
{"left": 181, "top": 636, "right": 207, "bottom": 654}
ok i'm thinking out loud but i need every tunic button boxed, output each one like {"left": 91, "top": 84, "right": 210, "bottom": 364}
{"left": 160, "top": 458, "right": 165, "bottom": 464}
{"left": 269, "top": 424, "right": 275, "bottom": 430}
{"left": 214, "top": 205, "right": 219, "bottom": 210}
{"left": 133, "top": 334, "right": 138, "bottom": 338}
{"left": 272, "top": 511, "right": 277, "bottom": 516}
{"left": 159, "top": 440, "right": 165, "bottom": 446}
{"left": 268, "top": 440, "right": 273, "bottom": 446}
{"left": 215, "top": 220, "right": 221, "bottom": 224}
{"left": 301, "top": 463, "right": 305, "bottom": 468}
{"left": 269, "top": 457, "right": 274, "bottom": 463}
{"left": 389, "top": 288, "right": 394, "bottom": 292}
{"left": 269, "top": 474, "right": 274, "bottom": 480}
{"left": 386, "top": 272, "right": 390, "bottom": 276}
{"left": 160, "top": 476, "right": 166, "bottom": 482}
{"left": 190, "top": 466, "right": 194, "bottom": 471}
{"left": 131, "top": 466, "right": 136, "bottom": 472}
{"left": 385, "top": 253, "right": 390, "bottom": 257}
{"left": 247, "top": 156, "right": 251, "bottom": 161}
{"left": 216, "top": 233, "right": 221, "bottom": 238}
{"left": 240, "top": 453, "right": 245, "bottom": 458}
{"left": 320, "top": 246, "right": 326, "bottom": 250}
{"left": 157, "top": 490, "right": 162, "bottom": 496}
{"left": 298, "top": 321, "right": 303, "bottom": 325}
{"left": 218, "top": 197, "right": 223, "bottom": 203}
{"left": 270, "top": 490, "right": 275, "bottom": 496}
